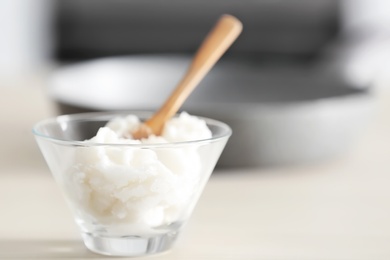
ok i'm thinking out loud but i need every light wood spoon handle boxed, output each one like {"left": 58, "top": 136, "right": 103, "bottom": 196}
{"left": 133, "top": 15, "right": 242, "bottom": 138}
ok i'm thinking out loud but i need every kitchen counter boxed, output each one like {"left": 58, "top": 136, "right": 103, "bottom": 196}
{"left": 1, "top": 83, "right": 390, "bottom": 259}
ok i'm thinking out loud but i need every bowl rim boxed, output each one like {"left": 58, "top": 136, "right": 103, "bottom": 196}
{"left": 32, "top": 111, "right": 232, "bottom": 148}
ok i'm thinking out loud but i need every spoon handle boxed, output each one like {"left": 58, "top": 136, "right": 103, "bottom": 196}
{"left": 146, "top": 15, "right": 243, "bottom": 134}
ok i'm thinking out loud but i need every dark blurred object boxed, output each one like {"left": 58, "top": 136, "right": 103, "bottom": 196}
{"left": 49, "top": 55, "right": 373, "bottom": 167}
{"left": 54, "top": 0, "right": 340, "bottom": 61}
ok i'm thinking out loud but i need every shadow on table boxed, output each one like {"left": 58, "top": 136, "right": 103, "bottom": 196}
{"left": 0, "top": 239, "right": 104, "bottom": 259}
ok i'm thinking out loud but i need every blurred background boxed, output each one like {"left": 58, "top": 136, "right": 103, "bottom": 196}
{"left": 1, "top": 0, "right": 390, "bottom": 167}
{"left": 1, "top": 0, "right": 390, "bottom": 81}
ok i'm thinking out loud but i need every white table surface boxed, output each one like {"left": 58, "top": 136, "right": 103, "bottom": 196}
{"left": 1, "top": 83, "right": 390, "bottom": 259}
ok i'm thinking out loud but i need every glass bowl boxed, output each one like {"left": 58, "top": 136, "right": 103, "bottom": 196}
{"left": 33, "top": 111, "right": 231, "bottom": 256}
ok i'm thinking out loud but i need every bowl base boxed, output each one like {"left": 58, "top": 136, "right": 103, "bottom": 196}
{"left": 82, "top": 231, "right": 178, "bottom": 256}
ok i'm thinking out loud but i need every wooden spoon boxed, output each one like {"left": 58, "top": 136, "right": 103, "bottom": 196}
{"left": 131, "top": 14, "right": 243, "bottom": 139}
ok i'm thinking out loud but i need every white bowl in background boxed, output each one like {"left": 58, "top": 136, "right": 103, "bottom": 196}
{"left": 49, "top": 55, "right": 374, "bottom": 167}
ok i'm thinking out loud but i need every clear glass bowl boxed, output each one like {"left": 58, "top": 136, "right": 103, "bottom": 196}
{"left": 33, "top": 111, "right": 231, "bottom": 256}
